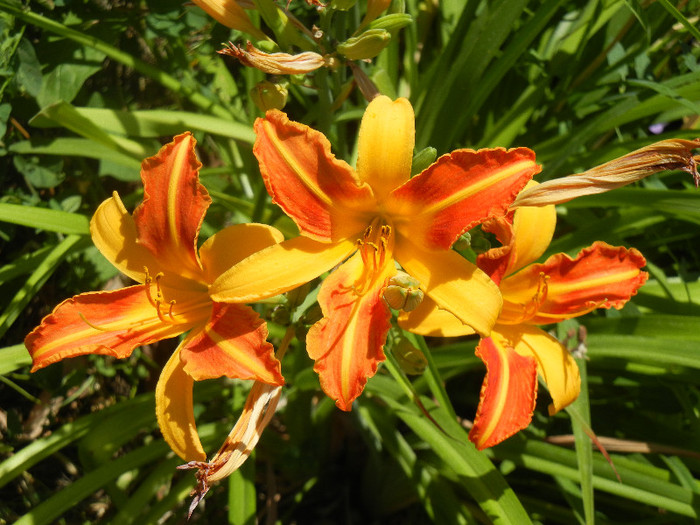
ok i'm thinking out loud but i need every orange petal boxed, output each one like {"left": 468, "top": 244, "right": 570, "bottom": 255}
{"left": 496, "top": 324, "right": 580, "bottom": 415}
{"left": 254, "top": 111, "right": 374, "bottom": 242}
{"left": 478, "top": 182, "right": 557, "bottom": 283}
{"left": 387, "top": 147, "right": 539, "bottom": 250}
{"left": 499, "top": 242, "right": 648, "bottom": 325}
{"left": 356, "top": 96, "right": 415, "bottom": 200}
{"left": 394, "top": 235, "right": 501, "bottom": 336}
{"left": 306, "top": 251, "right": 395, "bottom": 411}
{"left": 469, "top": 335, "right": 537, "bottom": 450}
{"left": 181, "top": 303, "right": 283, "bottom": 385}
{"left": 210, "top": 236, "right": 357, "bottom": 303}
{"left": 398, "top": 295, "right": 477, "bottom": 337}
{"left": 133, "top": 133, "right": 210, "bottom": 281}
{"left": 25, "top": 286, "right": 194, "bottom": 372}
{"left": 156, "top": 344, "right": 207, "bottom": 461}
{"left": 199, "top": 223, "right": 284, "bottom": 284}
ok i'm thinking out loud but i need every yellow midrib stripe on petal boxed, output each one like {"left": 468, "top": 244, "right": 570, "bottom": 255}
{"left": 167, "top": 142, "right": 190, "bottom": 251}
{"left": 202, "top": 324, "right": 272, "bottom": 381}
{"left": 340, "top": 302, "right": 361, "bottom": 403}
{"left": 481, "top": 338, "right": 511, "bottom": 446}
{"left": 422, "top": 160, "right": 533, "bottom": 215}
{"left": 263, "top": 120, "right": 333, "bottom": 207}
{"left": 546, "top": 268, "right": 641, "bottom": 296}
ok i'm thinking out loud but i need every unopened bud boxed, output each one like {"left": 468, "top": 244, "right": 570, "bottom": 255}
{"left": 411, "top": 146, "right": 437, "bottom": 175}
{"left": 189, "top": 0, "right": 266, "bottom": 40}
{"left": 250, "top": 80, "right": 288, "bottom": 111}
{"left": 383, "top": 271, "right": 424, "bottom": 312}
{"left": 452, "top": 232, "right": 472, "bottom": 252}
{"left": 392, "top": 338, "right": 427, "bottom": 375}
{"left": 337, "top": 29, "right": 392, "bottom": 60}
{"left": 365, "top": 13, "right": 414, "bottom": 32}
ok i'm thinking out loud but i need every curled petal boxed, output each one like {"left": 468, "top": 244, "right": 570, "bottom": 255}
{"left": 210, "top": 236, "right": 357, "bottom": 303}
{"left": 356, "top": 96, "right": 415, "bottom": 200}
{"left": 398, "top": 295, "right": 476, "bottom": 338}
{"left": 512, "top": 138, "right": 700, "bottom": 207}
{"left": 156, "top": 344, "right": 207, "bottom": 461}
{"left": 133, "top": 133, "right": 210, "bottom": 281}
{"left": 190, "top": 0, "right": 267, "bottom": 40}
{"left": 478, "top": 185, "right": 557, "bottom": 283}
{"left": 254, "top": 110, "right": 374, "bottom": 241}
{"left": 306, "top": 250, "right": 395, "bottom": 411}
{"left": 181, "top": 303, "right": 283, "bottom": 385}
{"left": 469, "top": 336, "right": 537, "bottom": 450}
{"left": 499, "top": 242, "right": 648, "bottom": 325}
{"left": 199, "top": 223, "right": 284, "bottom": 284}
{"left": 25, "top": 286, "right": 197, "bottom": 372}
{"left": 394, "top": 235, "right": 502, "bottom": 336}
{"left": 221, "top": 42, "right": 329, "bottom": 75}
{"left": 496, "top": 324, "right": 580, "bottom": 415}
{"left": 387, "top": 147, "right": 539, "bottom": 250}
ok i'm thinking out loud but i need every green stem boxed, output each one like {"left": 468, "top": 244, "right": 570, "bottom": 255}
{"left": 0, "top": 1, "right": 231, "bottom": 118}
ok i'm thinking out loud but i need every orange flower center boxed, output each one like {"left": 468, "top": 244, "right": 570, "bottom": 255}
{"left": 353, "top": 219, "right": 393, "bottom": 296}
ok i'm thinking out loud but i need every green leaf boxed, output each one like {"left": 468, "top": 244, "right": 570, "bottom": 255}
{"left": 0, "top": 234, "right": 86, "bottom": 341}
{"left": 0, "top": 344, "right": 31, "bottom": 375}
{"left": 0, "top": 203, "right": 89, "bottom": 234}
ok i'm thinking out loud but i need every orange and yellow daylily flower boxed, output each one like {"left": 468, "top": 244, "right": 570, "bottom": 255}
{"left": 25, "top": 133, "right": 284, "bottom": 461}
{"left": 210, "top": 95, "right": 540, "bottom": 410}
{"left": 400, "top": 191, "right": 648, "bottom": 449}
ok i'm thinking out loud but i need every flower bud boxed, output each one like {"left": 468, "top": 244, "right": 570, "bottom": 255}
{"left": 382, "top": 271, "right": 424, "bottom": 312}
{"left": 250, "top": 80, "right": 288, "bottom": 111}
{"left": 392, "top": 338, "right": 427, "bottom": 375}
{"left": 365, "top": 13, "right": 414, "bottom": 32}
{"left": 411, "top": 146, "right": 437, "bottom": 175}
{"left": 337, "top": 29, "right": 392, "bottom": 60}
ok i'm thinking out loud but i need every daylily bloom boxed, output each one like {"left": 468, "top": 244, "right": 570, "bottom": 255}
{"left": 210, "top": 95, "right": 540, "bottom": 410}
{"left": 400, "top": 188, "right": 648, "bottom": 449}
{"left": 25, "top": 133, "right": 284, "bottom": 461}
{"left": 512, "top": 138, "right": 700, "bottom": 207}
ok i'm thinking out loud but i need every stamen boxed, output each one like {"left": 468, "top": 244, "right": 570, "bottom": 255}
{"left": 79, "top": 312, "right": 112, "bottom": 332}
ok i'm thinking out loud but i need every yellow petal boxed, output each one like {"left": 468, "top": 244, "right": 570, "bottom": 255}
{"left": 506, "top": 184, "right": 557, "bottom": 275}
{"left": 398, "top": 295, "right": 477, "bottom": 337}
{"left": 495, "top": 324, "right": 581, "bottom": 415}
{"left": 356, "top": 96, "right": 415, "bottom": 201}
{"left": 90, "top": 193, "right": 199, "bottom": 291}
{"left": 199, "top": 223, "right": 285, "bottom": 284}
{"left": 210, "top": 236, "right": 357, "bottom": 303}
{"left": 394, "top": 235, "right": 502, "bottom": 336}
{"left": 155, "top": 344, "right": 207, "bottom": 461}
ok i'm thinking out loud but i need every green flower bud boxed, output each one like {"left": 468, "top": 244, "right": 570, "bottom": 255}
{"left": 337, "top": 29, "right": 392, "bottom": 61}
{"left": 392, "top": 338, "right": 427, "bottom": 375}
{"left": 365, "top": 13, "right": 413, "bottom": 32}
{"left": 382, "top": 271, "right": 424, "bottom": 312}
{"left": 411, "top": 146, "right": 437, "bottom": 175}
{"left": 250, "top": 80, "right": 288, "bottom": 112}
{"left": 452, "top": 231, "right": 472, "bottom": 251}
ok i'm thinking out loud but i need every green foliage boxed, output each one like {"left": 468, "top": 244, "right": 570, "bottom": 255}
{"left": 1, "top": 0, "right": 699, "bottom": 523}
